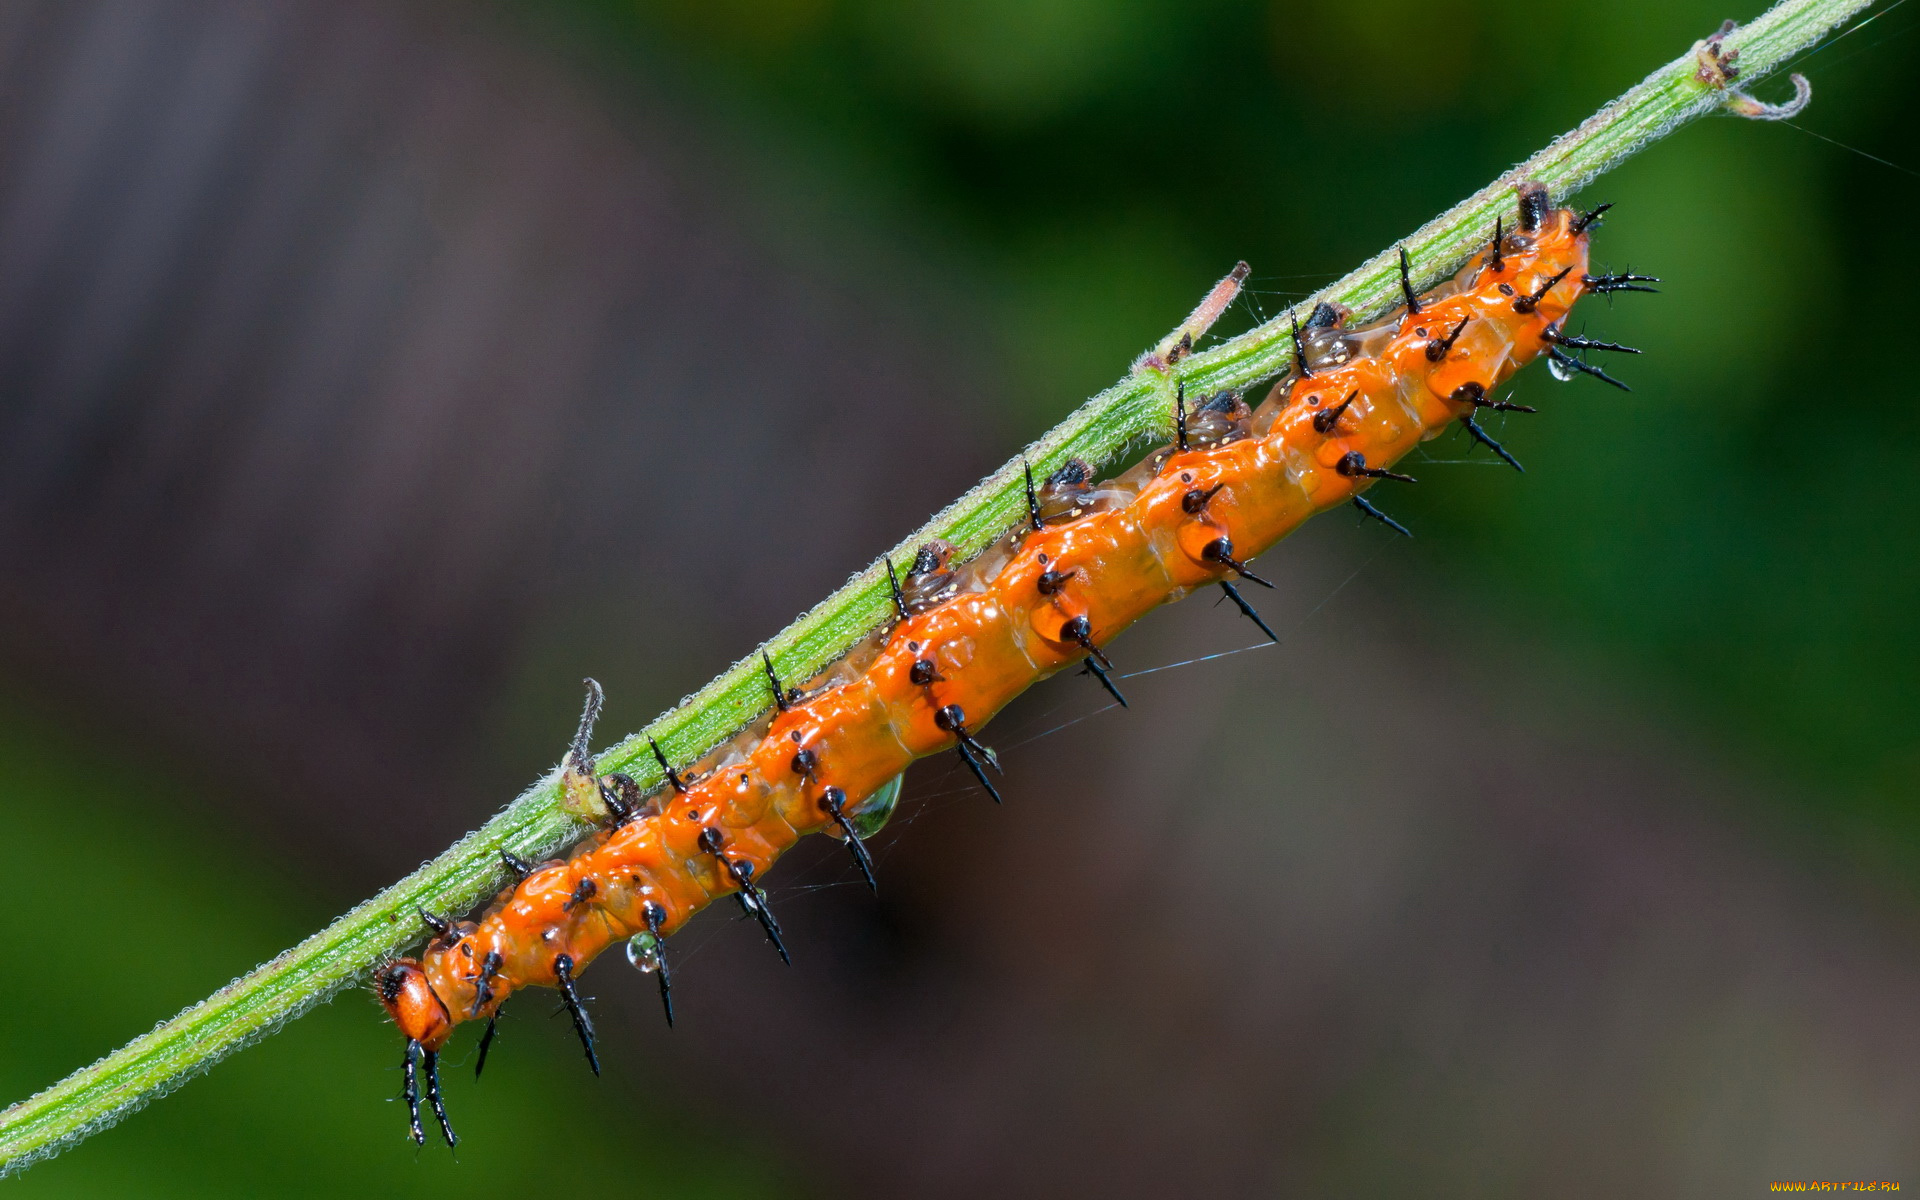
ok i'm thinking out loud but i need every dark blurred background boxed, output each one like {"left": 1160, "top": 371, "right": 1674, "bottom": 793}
{"left": 1, "top": 0, "right": 1916, "bottom": 1194}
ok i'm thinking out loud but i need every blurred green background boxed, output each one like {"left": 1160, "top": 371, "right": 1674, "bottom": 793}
{"left": 1, "top": 0, "right": 1916, "bottom": 1195}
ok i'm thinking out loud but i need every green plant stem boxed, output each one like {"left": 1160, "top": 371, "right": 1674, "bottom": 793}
{"left": 0, "top": 0, "right": 1873, "bottom": 1175}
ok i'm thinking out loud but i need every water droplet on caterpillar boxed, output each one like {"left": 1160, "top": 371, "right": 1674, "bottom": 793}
{"left": 626, "top": 932, "right": 663, "bottom": 974}
{"left": 847, "top": 772, "right": 905, "bottom": 840}
{"left": 1548, "top": 354, "right": 1577, "bottom": 382}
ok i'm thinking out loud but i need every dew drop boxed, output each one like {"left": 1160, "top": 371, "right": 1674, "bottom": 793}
{"left": 626, "top": 932, "right": 662, "bottom": 973}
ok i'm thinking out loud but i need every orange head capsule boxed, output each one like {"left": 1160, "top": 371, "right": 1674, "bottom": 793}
{"left": 376, "top": 960, "right": 454, "bottom": 1051}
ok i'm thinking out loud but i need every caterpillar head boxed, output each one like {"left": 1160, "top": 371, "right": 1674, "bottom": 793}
{"left": 376, "top": 960, "right": 454, "bottom": 1051}
{"left": 1516, "top": 181, "right": 1552, "bottom": 233}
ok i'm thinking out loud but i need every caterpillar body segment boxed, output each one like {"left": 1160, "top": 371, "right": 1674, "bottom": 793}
{"left": 378, "top": 186, "right": 1627, "bottom": 1144}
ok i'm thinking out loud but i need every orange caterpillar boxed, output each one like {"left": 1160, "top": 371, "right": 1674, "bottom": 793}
{"left": 377, "top": 184, "right": 1652, "bottom": 1145}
